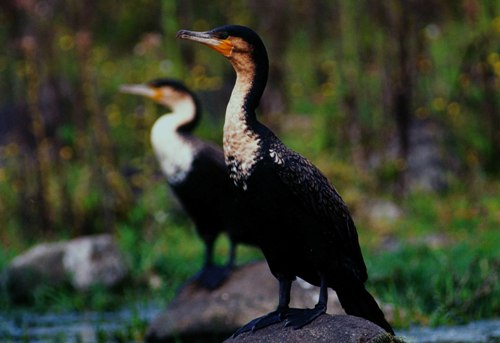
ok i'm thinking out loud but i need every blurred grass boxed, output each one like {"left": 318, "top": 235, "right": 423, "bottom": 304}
{"left": 360, "top": 186, "right": 500, "bottom": 328}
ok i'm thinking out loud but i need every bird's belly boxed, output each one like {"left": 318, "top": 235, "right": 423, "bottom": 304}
{"left": 239, "top": 180, "right": 335, "bottom": 282}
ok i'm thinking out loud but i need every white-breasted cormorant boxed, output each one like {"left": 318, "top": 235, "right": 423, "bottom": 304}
{"left": 120, "top": 78, "right": 250, "bottom": 290}
{"left": 177, "top": 26, "right": 394, "bottom": 335}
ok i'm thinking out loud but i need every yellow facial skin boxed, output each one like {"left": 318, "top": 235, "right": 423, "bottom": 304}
{"left": 207, "top": 38, "right": 233, "bottom": 57}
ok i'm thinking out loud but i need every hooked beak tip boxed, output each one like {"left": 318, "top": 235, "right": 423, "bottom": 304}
{"left": 176, "top": 30, "right": 192, "bottom": 40}
{"left": 119, "top": 85, "right": 131, "bottom": 93}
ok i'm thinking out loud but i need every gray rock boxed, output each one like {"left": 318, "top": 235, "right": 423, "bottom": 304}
{"left": 368, "top": 118, "right": 453, "bottom": 193}
{"left": 63, "top": 234, "right": 128, "bottom": 290}
{"left": 224, "top": 314, "right": 398, "bottom": 343}
{"left": 4, "top": 234, "right": 128, "bottom": 303}
{"left": 365, "top": 199, "right": 403, "bottom": 224}
{"left": 146, "top": 261, "right": 393, "bottom": 342}
{"left": 406, "top": 118, "right": 449, "bottom": 192}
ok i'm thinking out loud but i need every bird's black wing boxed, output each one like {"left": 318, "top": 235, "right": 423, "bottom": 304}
{"left": 194, "top": 140, "right": 227, "bottom": 171}
{"left": 270, "top": 140, "right": 368, "bottom": 281}
{"left": 187, "top": 139, "right": 233, "bottom": 197}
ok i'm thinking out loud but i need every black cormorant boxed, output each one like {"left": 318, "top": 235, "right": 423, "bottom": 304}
{"left": 120, "top": 78, "right": 250, "bottom": 290}
{"left": 177, "top": 26, "right": 394, "bottom": 335}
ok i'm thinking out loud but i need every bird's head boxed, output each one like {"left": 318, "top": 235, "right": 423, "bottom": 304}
{"left": 177, "top": 25, "right": 269, "bottom": 111}
{"left": 177, "top": 25, "right": 267, "bottom": 64}
{"left": 120, "top": 79, "right": 201, "bottom": 131}
{"left": 119, "top": 78, "right": 193, "bottom": 109}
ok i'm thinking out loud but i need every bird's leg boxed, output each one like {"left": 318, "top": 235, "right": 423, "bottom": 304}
{"left": 202, "top": 238, "right": 237, "bottom": 289}
{"left": 316, "top": 275, "right": 328, "bottom": 311}
{"left": 192, "top": 238, "right": 213, "bottom": 282}
{"left": 193, "top": 237, "right": 230, "bottom": 290}
{"left": 225, "top": 239, "right": 237, "bottom": 270}
{"left": 232, "top": 276, "right": 293, "bottom": 337}
{"left": 285, "top": 275, "right": 327, "bottom": 329}
{"left": 277, "top": 276, "right": 292, "bottom": 310}
{"left": 204, "top": 237, "right": 215, "bottom": 268}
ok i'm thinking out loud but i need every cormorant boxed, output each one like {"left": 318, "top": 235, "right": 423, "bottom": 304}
{"left": 177, "top": 26, "right": 394, "bottom": 335}
{"left": 120, "top": 78, "right": 250, "bottom": 290}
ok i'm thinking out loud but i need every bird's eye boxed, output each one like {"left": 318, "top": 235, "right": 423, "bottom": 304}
{"left": 218, "top": 32, "right": 229, "bottom": 39}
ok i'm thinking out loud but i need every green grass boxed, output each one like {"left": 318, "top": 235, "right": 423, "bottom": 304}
{"left": 367, "top": 243, "right": 500, "bottom": 328}
{"left": 359, "top": 185, "right": 500, "bottom": 328}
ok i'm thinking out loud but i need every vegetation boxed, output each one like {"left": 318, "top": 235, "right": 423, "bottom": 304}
{"left": 1, "top": 0, "right": 500, "bottom": 340}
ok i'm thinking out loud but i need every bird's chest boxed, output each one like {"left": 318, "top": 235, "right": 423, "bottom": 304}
{"left": 151, "top": 129, "right": 194, "bottom": 185}
{"left": 223, "top": 121, "right": 262, "bottom": 190}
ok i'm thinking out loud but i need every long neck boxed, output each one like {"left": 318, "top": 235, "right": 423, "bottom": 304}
{"left": 224, "top": 49, "right": 268, "bottom": 133}
{"left": 159, "top": 94, "right": 199, "bottom": 133}
{"left": 223, "top": 48, "right": 269, "bottom": 185}
{"left": 150, "top": 96, "right": 198, "bottom": 184}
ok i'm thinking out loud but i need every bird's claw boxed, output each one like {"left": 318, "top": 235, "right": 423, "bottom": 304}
{"left": 231, "top": 309, "right": 288, "bottom": 337}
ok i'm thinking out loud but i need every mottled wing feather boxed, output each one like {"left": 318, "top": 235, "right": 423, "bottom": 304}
{"left": 272, "top": 141, "right": 368, "bottom": 281}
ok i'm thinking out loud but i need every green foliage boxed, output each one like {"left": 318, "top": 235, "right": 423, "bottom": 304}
{"left": 361, "top": 184, "right": 500, "bottom": 328}
{"left": 368, "top": 243, "right": 500, "bottom": 328}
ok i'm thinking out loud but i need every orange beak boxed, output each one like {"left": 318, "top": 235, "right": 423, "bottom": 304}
{"left": 120, "top": 84, "right": 162, "bottom": 101}
{"left": 177, "top": 29, "right": 233, "bottom": 57}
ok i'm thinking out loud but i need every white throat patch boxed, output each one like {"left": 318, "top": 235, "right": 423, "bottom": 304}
{"left": 223, "top": 53, "right": 262, "bottom": 189}
{"left": 150, "top": 111, "right": 195, "bottom": 185}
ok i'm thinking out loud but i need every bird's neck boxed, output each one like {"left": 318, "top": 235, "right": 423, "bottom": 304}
{"left": 159, "top": 95, "right": 199, "bottom": 133}
{"left": 150, "top": 96, "right": 197, "bottom": 165}
{"left": 224, "top": 49, "right": 268, "bottom": 132}
{"left": 223, "top": 53, "right": 268, "bottom": 187}
{"left": 150, "top": 97, "right": 197, "bottom": 184}
{"left": 225, "top": 69, "right": 257, "bottom": 132}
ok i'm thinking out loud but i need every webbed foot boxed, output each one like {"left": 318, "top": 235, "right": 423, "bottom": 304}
{"left": 232, "top": 308, "right": 289, "bottom": 337}
{"left": 193, "top": 264, "right": 232, "bottom": 290}
{"left": 284, "top": 303, "right": 326, "bottom": 329}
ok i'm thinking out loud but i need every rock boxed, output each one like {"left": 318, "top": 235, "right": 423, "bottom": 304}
{"left": 146, "top": 261, "right": 393, "bottom": 342}
{"left": 4, "top": 234, "right": 128, "bottom": 303}
{"left": 368, "top": 117, "right": 454, "bottom": 193}
{"left": 365, "top": 199, "right": 403, "bottom": 224}
{"left": 224, "top": 314, "right": 398, "bottom": 343}
{"left": 379, "top": 233, "right": 454, "bottom": 252}
{"left": 406, "top": 118, "right": 449, "bottom": 192}
{"left": 63, "top": 235, "right": 128, "bottom": 290}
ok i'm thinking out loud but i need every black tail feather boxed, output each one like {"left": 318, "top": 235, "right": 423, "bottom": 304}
{"left": 335, "top": 281, "right": 394, "bottom": 335}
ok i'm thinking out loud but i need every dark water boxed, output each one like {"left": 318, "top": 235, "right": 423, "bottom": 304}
{"left": 1, "top": 307, "right": 499, "bottom": 342}
{"left": 0, "top": 303, "right": 161, "bottom": 342}
{"left": 398, "top": 319, "right": 500, "bottom": 343}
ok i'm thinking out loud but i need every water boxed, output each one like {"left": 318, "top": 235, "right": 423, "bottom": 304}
{"left": 1, "top": 308, "right": 499, "bottom": 342}
{"left": 398, "top": 319, "right": 500, "bottom": 343}
{"left": 0, "top": 303, "right": 161, "bottom": 342}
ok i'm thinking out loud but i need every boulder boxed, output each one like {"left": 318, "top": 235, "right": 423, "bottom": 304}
{"left": 63, "top": 234, "right": 128, "bottom": 290}
{"left": 365, "top": 199, "right": 402, "bottom": 224}
{"left": 4, "top": 234, "right": 128, "bottom": 303}
{"left": 406, "top": 118, "right": 449, "bottom": 192}
{"left": 224, "top": 314, "right": 399, "bottom": 343}
{"left": 146, "top": 261, "right": 394, "bottom": 342}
